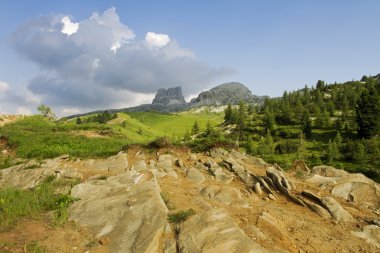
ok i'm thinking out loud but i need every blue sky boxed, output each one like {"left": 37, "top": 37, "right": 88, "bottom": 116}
{"left": 0, "top": 1, "right": 379, "bottom": 116}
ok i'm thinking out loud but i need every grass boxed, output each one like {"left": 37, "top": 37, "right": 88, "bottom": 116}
{"left": 0, "top": 116, "right": 131, "bottom": 159}
{"left": 126, "top": 111, "right": 223, "bottom": 138}
{"left": 168, "top": 209, "right": 195, "bottom": 224}
{"left": 0, "top": 176, "right": 78, "bottom": 230}
{"left": 0, "top": 112, "right": 224, "bottom": 160}
{"left": 24, "top": 241, "right": 47, "bottom": 253}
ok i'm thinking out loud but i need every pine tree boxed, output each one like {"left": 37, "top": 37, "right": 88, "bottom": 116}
{"left": 224, "top": 104, "right": 233, "bottom": 123}
{"left": 300, "top": 110, "right": 312, "bottom": 139}
{"left": 326, "top": 139, "right": 339, "bottom": 164}
{"left": 191, "top": 121, "right": 200, "bottom": 135}
{"left": 263, "top": 108, "right": 276, "bottom": 133}
{"left": 355, "top": 85, "right": 380, "bottom": 138}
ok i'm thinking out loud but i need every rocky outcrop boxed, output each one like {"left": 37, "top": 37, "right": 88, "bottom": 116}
{"left": 352, "top": 225, "right": 380, "bottom": 248}
{"left": 178, "top": 208, "right": 270, "bottom": 253}
{"left": 320, "top": 197, "right": 355, "bottom": 223}
{"left": 69, "top": 171, "right": 169, "bottom": 253}
{"left": 152, "top": 86, "right": 186, "bottom": 106}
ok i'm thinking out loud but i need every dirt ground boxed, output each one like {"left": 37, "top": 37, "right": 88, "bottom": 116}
{"left": 0, "top": 146, "right": 379, "bottom": 253}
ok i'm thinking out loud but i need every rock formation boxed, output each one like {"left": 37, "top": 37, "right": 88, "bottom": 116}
{"left": 152, "top": 86, "right": 186, "bottom": 106}
{"left": 1, "top": 148, "right": 379, "bottom": 252}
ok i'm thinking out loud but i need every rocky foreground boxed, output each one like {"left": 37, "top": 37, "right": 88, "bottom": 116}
{"left": 1, "top": 147, "right": 379, "bottom": 252}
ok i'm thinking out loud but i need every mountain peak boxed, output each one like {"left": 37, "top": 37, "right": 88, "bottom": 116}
{"left": 152, "top": 86, "right": 186, "bottom": 106}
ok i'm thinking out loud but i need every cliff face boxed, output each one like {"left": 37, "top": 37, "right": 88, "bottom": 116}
{"left": 152, "top": 87, "right": 186, "bottom": 106}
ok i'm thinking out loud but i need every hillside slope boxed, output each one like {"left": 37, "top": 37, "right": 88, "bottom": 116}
{"left": 0, "top": 147, "right": 379, "bottom": 252}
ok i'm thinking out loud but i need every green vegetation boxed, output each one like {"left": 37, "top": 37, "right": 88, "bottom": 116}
{"left": 24, "top": 241, "right": 47, "bottom": 253}
{"left": 215, "top": 75, "right": 380, "bottom": 182}
{"left": 0, "top": 176, "right": 78, "bottom": 230}
{"left": 168, "top": 209, "right": 195, "bottom": 223}
{"left": 0, "top": 116, "right": 129, "bottom": 159}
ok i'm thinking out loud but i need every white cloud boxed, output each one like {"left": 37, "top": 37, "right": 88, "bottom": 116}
{"left": 17, "top": 107, "right": 32, "bottom": 115}
{"left": 0, "top": 81, "right": 9, "bottom": 92}
{"left": 11, "top": 7, "right": 234, "bottom": 115}
{"left": 145, "top": 32, "right": 171, "bottom": 48}
{"left": 61, "top": 16, "right": 79, "bottom": 35}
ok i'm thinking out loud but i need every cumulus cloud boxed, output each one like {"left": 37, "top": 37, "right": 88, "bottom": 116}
{"left": 61, "top": 16, "right": 79, "bottom": 35}
{"left": 0, "top": 81, "right": 9, "bottom": 92}
{"left": 145, "top": 32, "right": 171, "bottom": 48}
{"left": 11, "top": 7, "right": 233, "bottom": 115}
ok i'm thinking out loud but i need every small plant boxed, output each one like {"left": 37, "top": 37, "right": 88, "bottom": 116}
{"left": 96, "top": 175, "right": 108, "bottom": 180}
{"left": 24, "top": 241, "right": 47, "bottom": 253}
{"left": 161, "top": 192, "right": 175, "bottom": 210}
{"left": 168, "top": 209, "right": 195, "bottom": 224}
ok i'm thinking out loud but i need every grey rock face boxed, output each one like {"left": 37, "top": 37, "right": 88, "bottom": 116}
{"left": 152, "top": 86, "right": 186, "bottom": 105}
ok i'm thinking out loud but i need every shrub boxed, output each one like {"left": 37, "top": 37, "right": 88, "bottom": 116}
{"left": 147, "top": 136, "right": 172, "bottom": 149}
{"left": 168, "top": 209, "right": 195, "bottom": 224}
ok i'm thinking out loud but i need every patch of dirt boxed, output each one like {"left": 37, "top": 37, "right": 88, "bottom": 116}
{"left": 0, "top": 218, "right": 108, "bottom": 253}
{"left": 72, "top": 130, "right": 109, "bottom": 138}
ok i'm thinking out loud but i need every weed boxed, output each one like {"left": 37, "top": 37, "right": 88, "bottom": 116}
{"left": 0, "top": 176, "right": 77, "bottom": 229}
{"left": 168, "top": 209, "right": 195, "bottom": 224}
{"left": 96, "top": 175, "right": 108, "bottom": 180}
{"left": 24, "top": 241, "right": 46, "bottom": 253}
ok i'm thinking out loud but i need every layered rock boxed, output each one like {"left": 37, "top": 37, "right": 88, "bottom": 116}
{"left": 69, "top": 171, "right": 169, "bottom": 253}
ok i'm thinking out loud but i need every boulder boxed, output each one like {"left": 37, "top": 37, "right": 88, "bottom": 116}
{"left": 312, "top": 165, "right": 347, "bottom": 177}
{"left": 303, "top": 199, "right": 331, "bottom": 219}
{"left": 290, "top": 160, "right": 310, "bottom": 174}
{"left": 320, "top": 197, "right": 355, "bottom": 223}
{"left": 91, "top": 152, "right": 128, "bottom": 173}
{"left": 256, "top": 212, "right": 296, "bottom": 252}
{"left": 332, "top": 181, "right": 380, "bottom": 208}
{"left": 178, "top": 208, "right": 270, "bottom": 253}
{"left": 186, "top": 168, "right": 205, "bottom": 184}
{"left": 69, "top": 171, "right": 169, "bottom": 253}
{"left": 200, "top": 185, "right": 220, "bottom": 199}
{"left": 213, "top": 187, "right": 242, "bottom": 205}
{"left": 352, "top": 225, "right": 380, "bottom": 249}
{"left": 224, "top": 158, "right": 254, "bottom": 187}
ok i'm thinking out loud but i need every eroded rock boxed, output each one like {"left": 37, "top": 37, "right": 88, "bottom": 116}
{"left": 178, "top": 208, "right": 270, "bottom": 253}
{"left": 69, "top": 171, "right": 168, "bottom": 253}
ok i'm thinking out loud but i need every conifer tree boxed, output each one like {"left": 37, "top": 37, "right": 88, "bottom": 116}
{"left": 355, "top": 85, "right": 380, "bottom": 138}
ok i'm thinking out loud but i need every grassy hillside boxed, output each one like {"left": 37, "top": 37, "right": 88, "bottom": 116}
{"left": 125, "top": 111, "right": 223, "bottom": 138}
{"left": 0, "top": 110, "right": 224, "bottom": 160}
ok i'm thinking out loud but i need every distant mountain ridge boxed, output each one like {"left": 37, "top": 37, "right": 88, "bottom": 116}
{"left": 67, "top": 82, "right": 266, "bottom": 117}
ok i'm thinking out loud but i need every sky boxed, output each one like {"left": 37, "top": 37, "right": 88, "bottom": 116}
{"left": 0, "top": 0, "right": 379, "bottom": 116}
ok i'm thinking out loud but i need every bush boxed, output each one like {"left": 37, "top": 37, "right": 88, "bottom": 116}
{"left": 168, "top": 209, "right": 195, "bottom": 223}
{"left": 188, "top": 137, "right": 237, "bottom": 153}
{"left": 275, "top": 140, "right": 298, "bottom": 154}
{"left": 148, "top": 136, "right": 172, "bottom": 149}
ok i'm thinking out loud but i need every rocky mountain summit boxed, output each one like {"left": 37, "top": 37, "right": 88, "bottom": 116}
{"left": 190, "top": 82, "right": 264, "bottom": 106}
{"left": 152, "top": 87, "right": 186, "bottom": 106}
{"left": 1, "top": 147, "right": 379, "bottom": 252}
